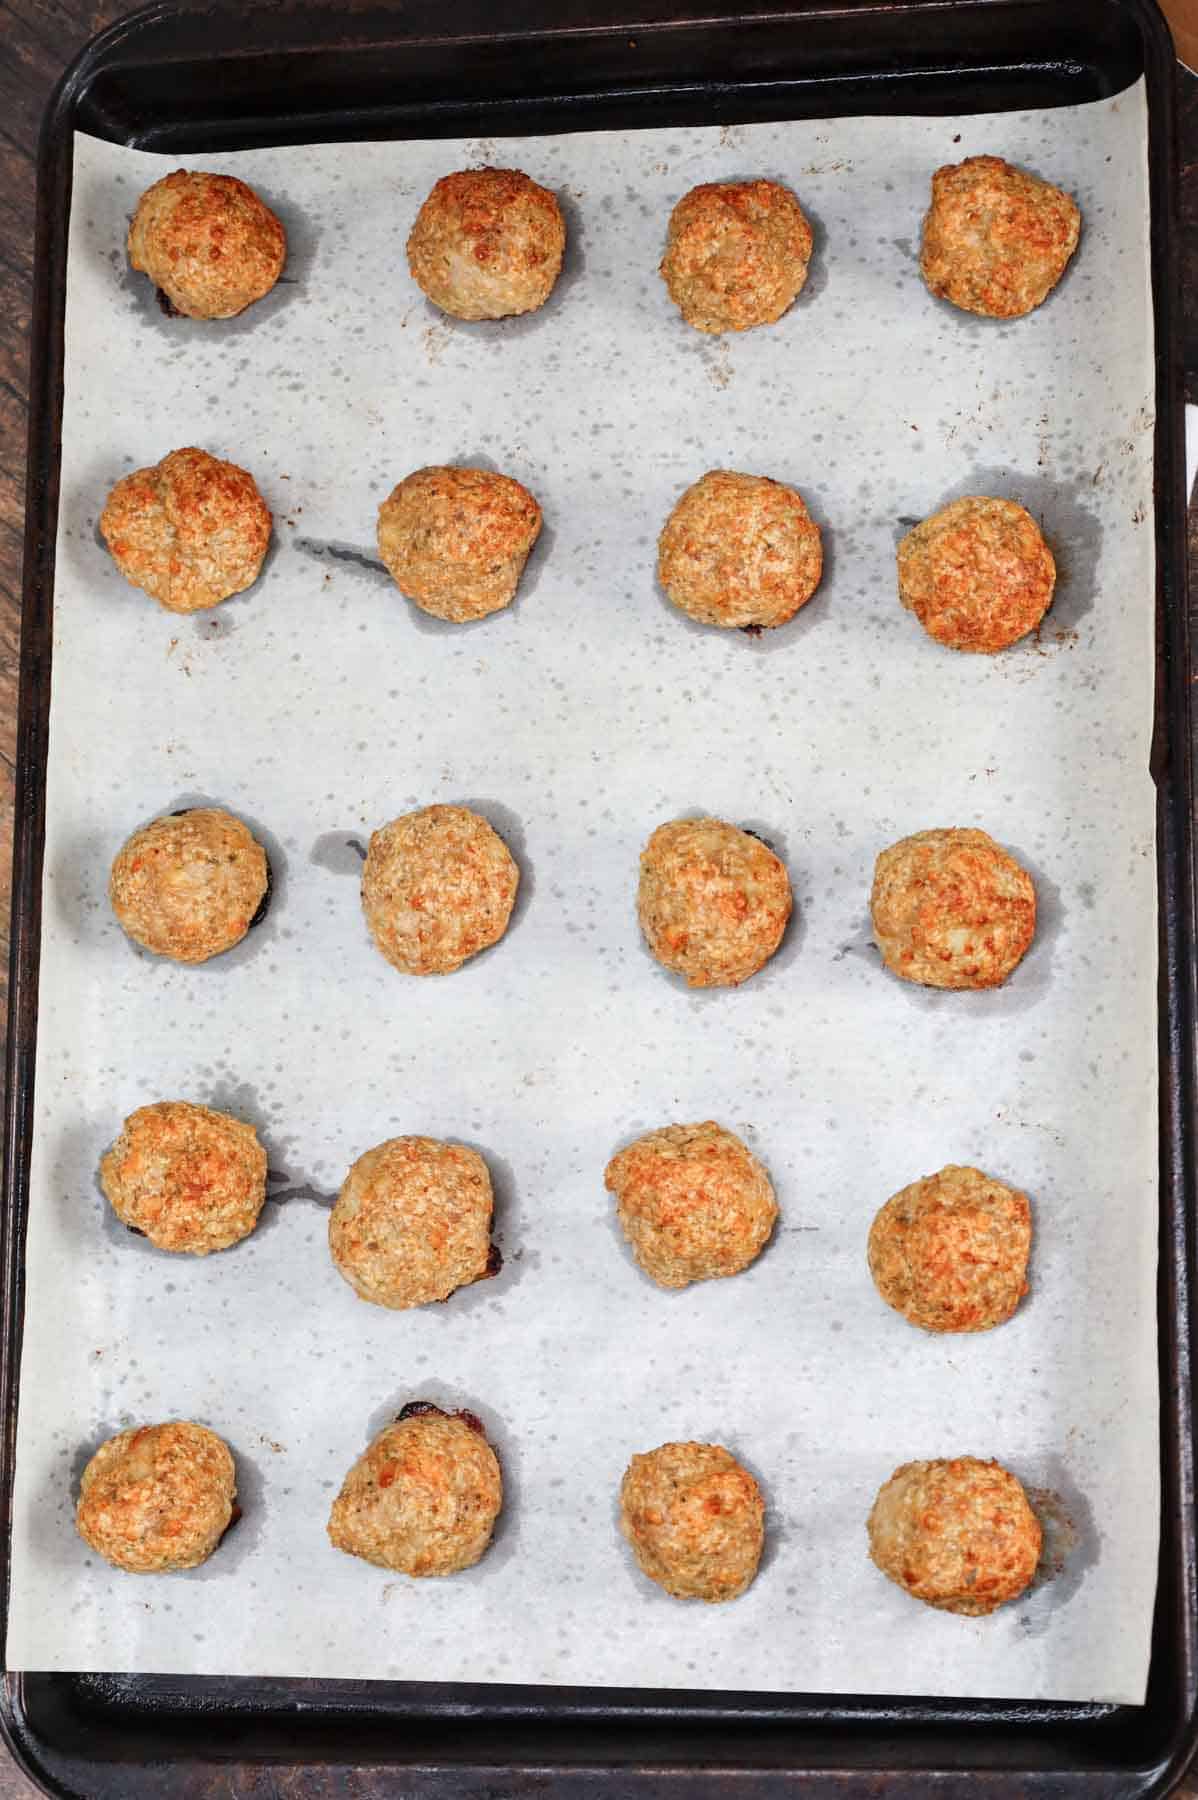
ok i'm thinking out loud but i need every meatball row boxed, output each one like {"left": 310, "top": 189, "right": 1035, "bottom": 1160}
{"left": 98, "top": 447, "right": 1059, "bottom": 654}
{"left": 107, "top": 805, "right": 1037, "bottom": 995}
{"left": 74, "top": 1413, "right": 1047, "bottom": 1619}
{"left": 98, "top": 1096, "right": 1031, "bottom": 1343}
{"left": 127, "top": 155, "right": 1079, "bottom": 327}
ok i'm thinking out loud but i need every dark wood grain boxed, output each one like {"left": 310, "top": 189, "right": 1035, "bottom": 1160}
{"left": 1184, "top": 60, "right": 1198, "bottom": 406}
{"left": 0, "top": 4, "right": 1196, "bottom": 1796}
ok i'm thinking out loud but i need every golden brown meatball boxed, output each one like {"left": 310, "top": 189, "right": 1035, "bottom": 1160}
{"left": 619, "top": 1441, "right": 765, "bottom": 1601}
{"left": 919, "top": 155, "right": 1080, "bottom": 319}
{"left": 361, "top": 804, "right": 519, "bottom": 977}
{"left": 99, "top": 1101, "right": 267, "bottom": 1255}
{"left": 376, "top": 465, "right": 542, "bottom": 624}
{"left": 638, "top": 817, "right": 792, "bottom": 988}
{"left": 868, "top": 1164, "right": 1031, "bottom": 1333}
{"left": 657, "top": 470, "right": 823, "bottom": 631}
{"left": 871, "top": 827, "right": 1035, "bottom": 991}
{"left": 328, "top": 1404, "right": 502, "bottom": 1576}
{"left": 76, "top": 1421, "right": 237, "bottom": 1573}
{"left": 660, "top": 179, "right": 812, "bottom": 334}
{"left": 100, "top": 447, "right": 272, "bottom": 615}
{"left": 605, "top": 1121, "right": 777, "bottom": 1289}
{"left": 406, "top": 167, "right": 566, "bottom": 321}
{"left": 328, "top": 1135, "right": 497, "bottom": 1309}
{"left": 897, "top": 496, "right": 1055, "bottom": 654}
{"left": 868, "top": 1456, "right": 1042, "bottom": 1615}
{"left": 109, "top": 807, "right": 270, "bottom": 965}
{"left": 127, "top": 170, "right": 286, "bottom": 320}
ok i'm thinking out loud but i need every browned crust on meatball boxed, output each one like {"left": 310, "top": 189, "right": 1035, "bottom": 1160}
{"left": 328, "top": 1410, "right": 503, "bottom": 1575}
{"left": 99, "top": 1100, "right": 267, "bottom": 1255}
{"left": 868, "top": 1164, "right": 1031, "bottom": 1333}
{"left": 361, "top": 804, "right": 519, "bottom": 976}
{"left": 606, "top": 1121, "right": 778, "bottom": 1289}
{"left": 897, "top": 496, "right": 1055, "bottom": 653}
{"left": 868, "top": 1456, "right": 1042, "bottom": 1615}
{"left": 100, "top": 447, "right": 272, "bottom": 615}
{"left": 660, "top": 179, "right": 813, "bottom": 334}
{"left": 329, "top": 1135, "right": 496, "bottom": 1310}
{"left": 870, "top": 827, "right": 1036, "bottom": 990}
{"left": 406, "top": 167, "right": 566, "bottom": 321}
{"left": 658, "top": 470, "right": 823, "bottom": 630}
{"left": 127, "top": 171, "right": 286, "bottom": 320}
{"left": 397, "top": 1399, "right": 485, "bottom": 1432}
{"left": 919, "top": 155, "right": 1080, "bottom": 319}
{"left": 76, "top": 1421, "right": 236, "bottom": 1573}
{"left": 376, "top": 466, "right": 542, "bottom": 623}
{"left": 638, "top": 817, "right": 793, "bottom": 988}
{"left": 109, "top": 807, "right": 269, "bottom": 964}
{"left": 620, "top": 1440, "right": 765, "bottom": 1601}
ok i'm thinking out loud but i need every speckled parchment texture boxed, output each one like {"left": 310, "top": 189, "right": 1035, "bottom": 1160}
{"left": 6, "top": 89, "right": 1157, "bottom": 1704}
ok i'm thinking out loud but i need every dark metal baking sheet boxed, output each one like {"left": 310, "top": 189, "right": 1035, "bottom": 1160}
{"left": 1, "top": 0, "right": 1194, "bottom": 1792}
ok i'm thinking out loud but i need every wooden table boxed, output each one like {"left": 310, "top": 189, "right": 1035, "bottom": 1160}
{"left": 0, "top": 2, "right": 1196, "bottom": 1794}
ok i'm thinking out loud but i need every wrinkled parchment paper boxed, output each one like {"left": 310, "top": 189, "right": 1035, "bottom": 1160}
{"left": 6, "top": 85, "right": 1158, "bottom": 1702}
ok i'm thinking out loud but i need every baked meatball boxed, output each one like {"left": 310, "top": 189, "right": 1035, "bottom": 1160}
{"left": 100, "top": 1100, "right": 267, "bottom": 1255}
{"left": 919, "top": 155, "right": 1080, "bottom": 319}
{"left": 619, "top": 1441, "right": 765, "bottom": 1602}
{"left": 660, "top": 179, "right": 812, "bottom": 333}
{"left": 109, "top": 807, "right": 270, "bottom": 964}
{"left": 638, "top": 817, "right": 792, "bottom": 988}
{"left": 868, "top": 1164, "right": 1031, "bottom": 1333}
{"left": 376, "top": 465, "right": 542, "bottom": 624}
{"left": 897, "top": 496, "right": 1055, "bottom": 653}
{"left": 406, "top": 167, "right": 566, "bottom": 321}
{"left": 868, "top": 1456, "right": 1042, "bottom": 1615}
{"left": 361, "top": 804, "right": 519, "bottom": 976}
{"left": 76, "top": 1420, "right": 237, "bottom": 1573}
{"left": 100, "top": 447, "right": 272, "bottom": 615}
{"left": 328, "top": 1135, "right": 498, "bottom": 1309}
{"left": 657, "top": 470, "right": 823, "bottom": 631}
{"left": 328, "top": 1403, "right": 502, "bottom": 1575}
{"left": 871, "top": 827, "right": 1035, "bottom": 990}
{"left": 606, "top": 1121, "right": 777, "bottom": 1289}
{"left": 127, "top": 170, "right": 286, "bottom": 319}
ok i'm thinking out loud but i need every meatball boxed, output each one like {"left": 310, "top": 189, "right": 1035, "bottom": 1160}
{"left": 99, "top": 1100, "right": 267, "bottom": 1255}
{"left": 606, "top": 1121, "right": 777, "bottom": 1289}
{"left": 100, "top": 447, "right": 272, "bottom": 615}
{"left": 638, "top": 817, "right": 792, "bottom": 988}
{"left": 376, "top": 465, "right": 542, "bottom": 624}
{"left": 619, "top": 1441, "right": 765, "bottom": 1601}
{"left": 361, "top": 804, "right": 519, "bottom": 976}
{"left": 127, "top": 170, "right": 286, "bottom": 320}
{"left": 328, "top": 1403, "right": 502, "bottom": 1576}
{"left": 897, "top": 496, "right": 1055, "bottom": 653}
{"left": 871, "top": 827, "right": 1035, "bottom": 990}
{"left": 76, "top": 1420, "right": 237, "bottom": 1573}
{"left": 868, "top": 1456, "right": 1042, "bottom": 1615}
{"left": 109, "top": 807, "right": 270, "bottom": 964}
{"left": 406, "top": 167, "right": 566, "bottom": 321}
{"left": 868, "top": 1164, "right": 1031, "bottom": 1332}
{"left": 657, "top": 470, "right": 823, "bottom": 631}
{"left": 329, "top": 1135, "right": 498, "bottom": 1309}
{"left": 919, "top": 154, "right": 1080, "bottom": 319}
{"left": 660, "top": 179, "right": 812, "bottom": 333}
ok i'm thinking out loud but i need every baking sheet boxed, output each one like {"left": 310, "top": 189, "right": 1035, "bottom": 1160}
{"left": 5, "top": 86, "right": 1158, "bottom": 1703}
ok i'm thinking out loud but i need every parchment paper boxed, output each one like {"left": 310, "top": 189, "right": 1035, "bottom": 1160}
{"left": 6, "top": 85, "right": 1158, "bottom": 1703}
